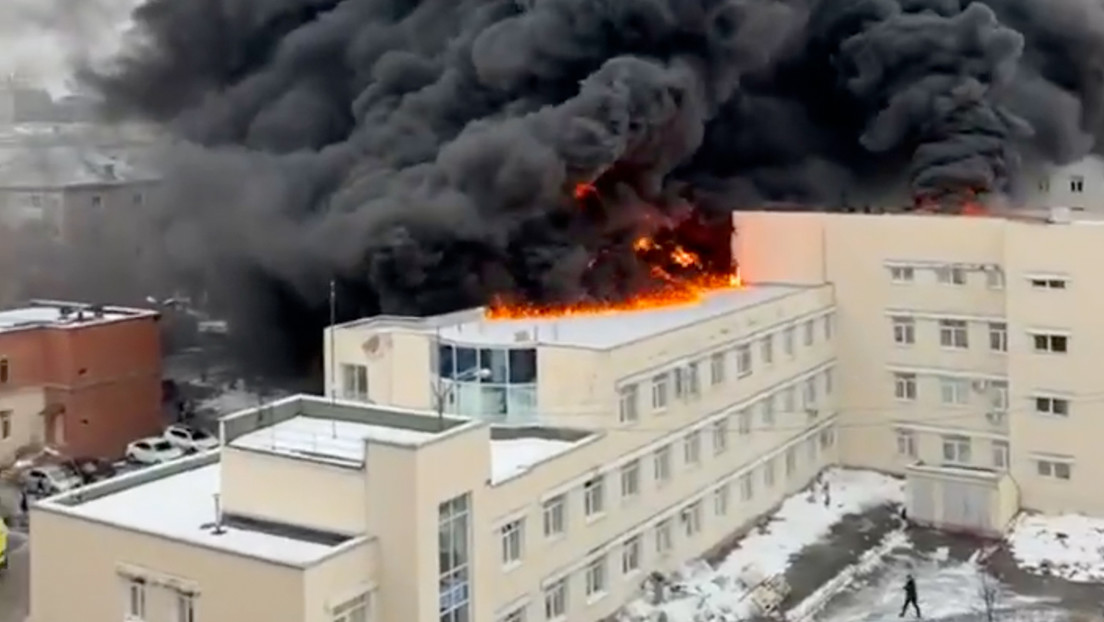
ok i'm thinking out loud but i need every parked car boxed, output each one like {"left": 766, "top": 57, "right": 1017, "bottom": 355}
{"left": 69, "top": 457, "right": 118, "bottom": 484}
{"left": 22, "top": 464, "right": 83, "bottom": 496}
{"left": 125, "top": 437, "right": 186, "bottom": 465}
{"left": 163, "top": 424, "right": 219, "bottom": 453}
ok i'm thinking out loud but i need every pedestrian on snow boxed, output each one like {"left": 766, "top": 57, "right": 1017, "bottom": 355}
{"left": 899, "top": 574, "right": 921, "bottom": 618}
{"left": 822, "top": 481, "right": 831, "bottom": 507}
{"left": 20, "top": 489, "right": 29, "bottom": 514}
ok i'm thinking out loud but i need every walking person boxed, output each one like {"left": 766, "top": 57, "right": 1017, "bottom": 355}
{"left": 899, "top": 574, "right": 921, "bottom": 618}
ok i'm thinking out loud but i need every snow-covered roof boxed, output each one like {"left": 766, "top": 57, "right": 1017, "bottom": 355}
{"left": 229, "top": 415, "right": 439, "bottom": 467}
{"left": 434, "top": 285, "right": 802, "bottom": 349}
{"left": 0, "top": 143, "right": 159, "bottom": 189}
{"left": 0, "top": 299, "right": 158, "bottom": 334}
{"left": 490, "top": 437, "right": 577, "bottom": 484}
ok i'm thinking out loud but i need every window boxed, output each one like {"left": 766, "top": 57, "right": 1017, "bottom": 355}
{"left": 542, "top": 495, "right": 565, "bottom": 538}
{"left": 125, "top": 579, "right": 146, "bottom": 621}
{"left": 736, "top": 345, "right": 752, "bottom": 377}
{"left": 651, "top": 374, "right": 669, "bottom": 410}
{"left": 91, "top": 194, "right": 103, "bottom": 207}
{"left": 714, "top": 484, "right": 729, "bottom": 516}
{"left": 333, "top": 593, "right": 369, "bottom": 622}
{"left": 1070, "top": 175, "right": 1085, "bottom": 193}
{"left": 785, "top": 447, "right": 797, "bottom": 476}
{"left": 175, "top": 592, "right": 197, "bottom": 622}
{"left": 500, "top": 606, "right": 525, "bottom": 622}
{"left": 1032, "top": 333, "right": 1068, "bottom": 353}
{"left": 761, "top": 395, "right": 776, "bottom": 428}
{"left": 889, "top": 265, "right": 915, "bottom": 283}
{"left": 939, "top": 377, "right": 970, "bottom": 405}
{"left": 680, "top": 502, "right": 702, "bottom": 537}
{"left": 806, "top": 437, "right": 818, "bottom": 462}
{"left": 783, "top": 387, "right": 796, "bottom": 414}
{"left": 341, "top": 363, "right": 368, "bottom": 401}
{"left": 622, "top": 536, "right": 641, "bottom": 575}
{"left": 891, "top": 317, "right": 915, "bottom": 345}
{"left": 986, "top": 268, "right": 1004, "bottom": 289}
{"left": 989, "top": 323, "right": 1007, "bottom": 352}
{"left": 737, "top": 409, "right": 751, "bottom": 435}
{"left": 683, "top": 431, "right": 701, "bottom": 466}
{"left": 0, "top": 357, "right": 8, "bottom": 383}
{"left": 1030, "top": 277, "right": 1067, "bottom": 290}
{"left": 939, "top": 319, "right": 969, "bottom": 349}
{"left": 763, "top": 458, "right": 775, "bottom": 487}
{"left": 992, "top": 440, "right": 1009, "bottom": 470}
{"left": 989, "top": 381, "right": 1009, "bottom": 412}
{"left": 619, "top": 384, "right": 639, "bottom": 423}
{"left": 585, "top": 556, "right": 607, "bottom": 599}
{"left": 710, "top": 352, "right": 726, "bottom": 386}
{"left": 824, "top": 369, "right": 834, "bottom": 395}
{"left": 685, "top": 362, "right": 701, "bottom": 398}
{"left": 655, "top": 520, "right": 672, "bottom": 555}
{"left": 819, "top": 427, "right": 835, "bottom": 449}
{"left": 941, "top": 435, "right": 972, "bottom": 464}
{"left": 653, "top": 446, "right": 672, "bottom": 484}
{"left": 0, "top": 410, "right": 10, "bottom": 440}
{"left": 824, "top": 314, "right": 833, "bottom": 340}
{"left": 761, "top": 336, "right": 774, "bottom": 364}
{"left": 803, "top": 320, "right": 815, "bottom": 346}
{"left": 673, "top": 368, "right": 685, "bottom": 399}
{"left": 1037, "top": 459, "right": 1072, "bottom": 480}
{"left": 1034, "top": 396, "right": 1070, "bottom": 417}
{"left": 784, "top": 327, "right": 796, "bottom": 356}
{"left": 544, "top": 579, "right": 567, "bottom": 621}
{"left": 712, "top": 419, "right": 728, "bottom": 455}
{"left": 936, "top": 265, "right": 967, "bottom": 285}
{"left": 739, "top": 473, "right": 753, "bottom": 501}
{"left": 583, "top": 476, "right": 605, "bottom": 517}
{"left": 896, "top": 430, "right": 916, "bottom": 457}
{"left": 439, "top": 494, "right": 471, "bottom": 622}
{"left": 501, "top": 519, "right": 524, "bottom": 566}
{"left": 803, "top": 377, "right": 817, "bottom": 409}
{"left": 620, "top": 460, "right": 640, "bottom": 500}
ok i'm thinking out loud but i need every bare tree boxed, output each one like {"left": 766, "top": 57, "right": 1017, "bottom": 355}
{"left": 977, "top": 572, "right": 1003, "bottom": 622}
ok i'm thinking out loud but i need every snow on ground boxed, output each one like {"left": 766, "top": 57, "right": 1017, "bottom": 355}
{"left": 197, "top": 384, "right": 282, "bottom": 415}
{"left": 623, "top": 468, "right": 904, "bottom": 622}
{"left": 814, "top": 541, "right": 1057, "bottom": 622}
{"left": 1008, "top": 514, "right": 1104, "bottom": 583}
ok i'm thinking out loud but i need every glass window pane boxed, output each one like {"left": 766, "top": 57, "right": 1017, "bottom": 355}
{"left": 507, "top": 385, "right": 537, "bottom": 421}
{"left": 488, "top": 349, "right": 509, "bottom": 383}
{"left": 508, "top": 349, "right": 537, "bottom": 383}
{"left": 456, "top": 383, "right": 481, "bottom": 416}
{"left": 437, "top": 344, "right": 455, "bottom": 378}
{"left": 455, "top": 348, "right": 477, "bottom": 376}
{"left": 482, "top": 386, "right": 507, "bottom": 416}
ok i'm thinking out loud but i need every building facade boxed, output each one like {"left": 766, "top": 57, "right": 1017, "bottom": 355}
{"left": 31, "top": 283, "right": 840, "bottom": 622}
{"left": 0, "top": 300, "right": 163, "bottom": 463}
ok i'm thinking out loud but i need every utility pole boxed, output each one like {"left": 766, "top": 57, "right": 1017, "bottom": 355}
{"left": 329, "top": 279, "right": 337, "bottom": 403}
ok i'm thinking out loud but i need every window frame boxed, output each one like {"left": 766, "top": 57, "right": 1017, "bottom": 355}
{"left": 500, "top": 518, "right": 524, "bottom": 567}
{"left": 542, "top": 495, "right": 565, "bottom": 539}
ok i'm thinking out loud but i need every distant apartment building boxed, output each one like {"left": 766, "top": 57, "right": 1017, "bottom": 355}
{"left": 0, "top": 300, "right": 163, "bottom": 463}
{"left": 30, "top": 284, "right": 839, "bottom": 622}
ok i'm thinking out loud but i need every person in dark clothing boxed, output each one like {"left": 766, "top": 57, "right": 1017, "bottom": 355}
{"left": 900, "top": 574, "right": 921, "bottom": 618}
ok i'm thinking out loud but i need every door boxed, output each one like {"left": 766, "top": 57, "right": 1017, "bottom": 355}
{"left": 908, "top": 476, "right": 936, "bottom": 524}
{"left": 941, "top": 479, "right": 993, "bottom": 533}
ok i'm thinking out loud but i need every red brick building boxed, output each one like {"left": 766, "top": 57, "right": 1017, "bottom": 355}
{"left": 0, "top": 300, "right": 162, "bottom": 462}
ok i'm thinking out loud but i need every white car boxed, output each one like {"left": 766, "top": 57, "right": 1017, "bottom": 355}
{"left": 163, "top": 424, "right": 219, "bottom": 453}
{"left": 125, "top": 437, "right": 186, "bottom": 465}
{"left": 22, "top": 465, "right": 83, "bottom": 496}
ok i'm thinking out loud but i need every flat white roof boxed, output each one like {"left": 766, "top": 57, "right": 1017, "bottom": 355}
{"left": 229, "top": 415, "right": 436, "bottom": 467}
{"left": 51, "top": 464, "right": 346, "bottom": 565}
{"left": 436, "top": 285, "right": 801, "bottom": 348}
{"left": 490, "top": 438, "right": 576, "bottom": 484}
{"left": 0, "top": 300, "right": 156, "bottom": 333}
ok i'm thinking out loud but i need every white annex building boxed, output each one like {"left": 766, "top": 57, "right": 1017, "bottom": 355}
{"left": 24, "top": 157, "right": 1104, "bottom": 622}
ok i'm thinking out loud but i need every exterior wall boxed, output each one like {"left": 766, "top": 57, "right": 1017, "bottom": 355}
{"left": 0, "top": 386, "right": 46, "bottom": 464}
{"left": 303, "top": 540, "right": 380, "bottom": 622}
{"left": 219, "top": 448, "right": 367, "bottom": 535}
{"left": 28, "top": 508, "right": 306, "bottom": 622}
{"left": 326, "top": 327, "right": 434, "bottom": 409}
{"left": 733, "top": 209, "right": 1104, "bottom": 518}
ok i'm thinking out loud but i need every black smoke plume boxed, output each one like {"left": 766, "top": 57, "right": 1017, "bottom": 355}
{"left": 85, "top": 0, "right": 1104, "bottom": 373}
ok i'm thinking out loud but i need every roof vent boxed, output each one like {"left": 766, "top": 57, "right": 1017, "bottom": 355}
{"left": 211, "top": 493, "right": 226, "bottom": 535}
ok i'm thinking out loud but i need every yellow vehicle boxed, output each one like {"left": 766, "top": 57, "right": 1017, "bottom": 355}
{"left": 0, "top": 515, "right": 8, "bottom": 572}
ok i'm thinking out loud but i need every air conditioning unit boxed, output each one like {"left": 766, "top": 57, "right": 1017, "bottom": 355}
{"left": 971, "top": 380, "right": 989, "bottom": 392}
{"left": 985, "top": 411, "right": 1006, "bottom": 425}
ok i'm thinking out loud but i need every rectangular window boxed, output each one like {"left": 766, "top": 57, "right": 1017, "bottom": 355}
{"left": 341, "top": 363, "right": 369, "bottom": 400}
{"left": 683, "top": 431, "right": 701, "bottom": 466}
{"left": 0, "top": 358, "right": 8, "bottom": 383}
{"left": 655, "top": 520, "right": 672, "bottom": 555}
{"left": 619, "top": 384, "right": 639, "bottom": 423}
{"left": 439, "top": 493, "right": 471, "bottom": 622}
{"left": 1037, "top": 459, "right": 1073, "bottom": 480}
{"left": 542, "top": 495, "right": 565, "bottom": 538}
{"left": 712, "top": 419, "right": 728, "bottom": 455}
{"left": 651, "top": 374, "right": 669, "bottom": 410}
{"left": 992, "top": 440, "right": 1009, "bottom": 470}
{"left": 824, "top": 368, "right": 834, "bottom": 395}
{"left": 583, "top": 476, "right": 605, "bottom": 517}
{"left": 936, "top": 265, "right": 967, "bottom": 285}
{"left": 673, "top": 368, "right": 685, "bottom": 399}
{"left": 1071, "top": 175, "right": 1085, "bottom": 193}
{"left": 784, "top": 327, "right": 796, "bottom": 356}
{"left": 585, "top": 556, "right": 607, "bottom": 599}
{"left": 889, "top": 265, "right": 915, "bottom": 283}
{"left": 126, "top": 579, "right": 146, "bottom": 620}
{"left": 989, "top": 323, "right": 1007, "bottom": 352}
{"left": 1034, "top": 396, "right": 1070, "bottom": 417}
{"left": 621, "top": 536, "right": 641, "bottom": 575}
{"left": 175, "top": 592, "right": 196, "bottom": 622}
{"left": 710, "top": 352, "right": 726, "bottom": 386}
{"left": 783, "top": 387, "right": 796, "bottom": 414}
{"left": 543, "top": 579, "right": 567, "bottom": 621}
{"left": 785, "top": 447, "right": 797, "bottom": 476}
{"left": 986, "top": 268, "right": 1005, "bottom": 289}
{"left": 739, "top": 473, "right": 753, "bottom": 501}
{"left": 762, "top": 458, "right": 775, "bottom": 487}
{"left": 939, "top": 377, "right": 970, "bottom": 405}
{"left": 499, "top": 606, "right": 525, "bottom": 622}
{"left": 942, "top": 435, "right": 972, "bottom": 464}
{"left": 806, "top": 437, "right": 818, "bottom": 462}
{"left": 714, "top": 484, "right": 729, "bottom": 516}
{"left": 1032, "top": 333, "right": 1069, "bottom": 354}
{"left": 989, "top": 381, "right": 1009, "bottom": 411}
{"left": 761, "top": 336, "right": 774, "bottom": 364}
{"left": 892, "top": 317, "right": 915, "bottom": 345}
{"left": 803, "top": 320, "right": 815, "bottom": 346}
{"left": 0, "top": 410, "right": 10, "bottom": 440}
{"left": 1030, "top": 277, "right": 1068, "bottom": 290}
{"left": 896, "top": 429, "right": 916, "bottom": 457}
{"left": 737, "top": 409, "right": 751, "bottom": 435}
{"left": 653, "top": 445, "right": 672, "bottom": 484}
{"left": 761, "top": 395, "right": 776, "bottom": 428}
{"left": 680, "top": 502, "right": 702, "bottom": 537}
{"left": 820, "top": 427, "right": 835, "bottom": 449}
{"left": 736, "top": 345, "right": 752, "bottom": 377}
{"left": 620, "top": 460, "right": 640, "bottom": 499}
{"left": 939, "top": 319, "right": 969, "bottom": 349}
{"left": 685, "top": 362, "right": 701, "bottom": 398}
{"left": 824, "top": 314, "right": 834, "bottom": 340}
{"left": 803, "top": 377, "right": 817, "bottom": 409}
{"left": 501, "top": 519, "right": 524, "bottom": 566}
{"left": 333, "top": 593, "right": 369, "bottom": 622}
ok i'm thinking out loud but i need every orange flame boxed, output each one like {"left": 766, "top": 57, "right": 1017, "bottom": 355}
{"left": 574, "top": 183, "right": 597, "bottom": 201}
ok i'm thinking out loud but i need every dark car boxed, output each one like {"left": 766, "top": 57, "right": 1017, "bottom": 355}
{"left": 69, "top": 457, "right": 117, "bottom": 484}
